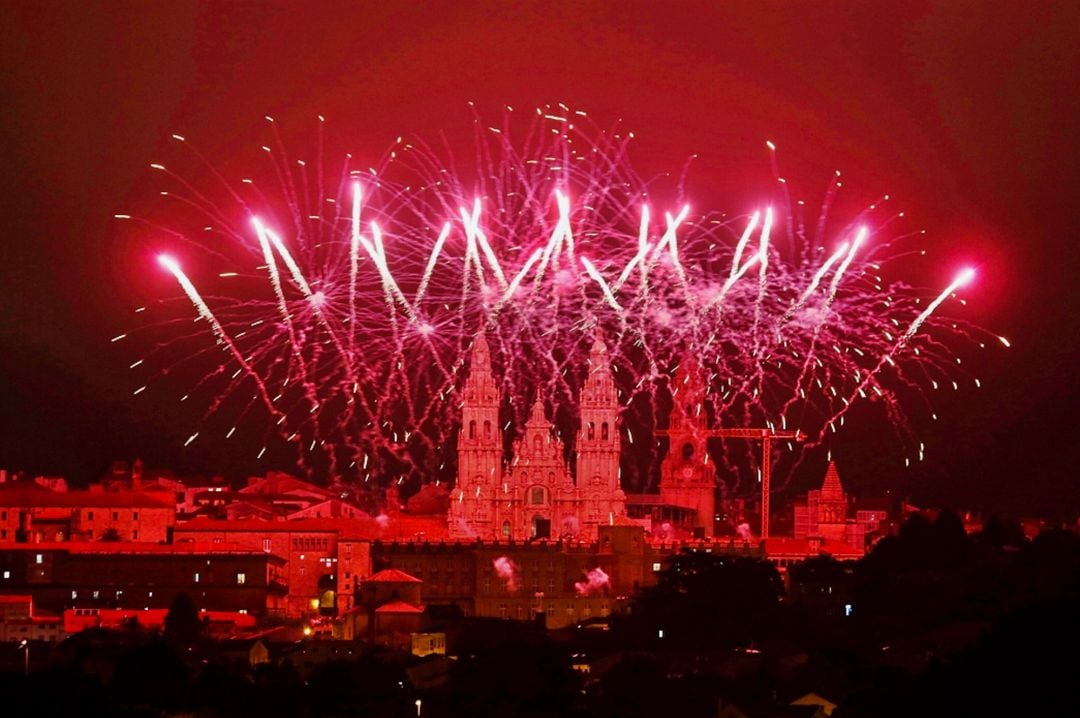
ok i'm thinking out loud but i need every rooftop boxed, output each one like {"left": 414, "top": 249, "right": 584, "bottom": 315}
{"left": 366, "top": 568, "right": 422, "bottom": 584}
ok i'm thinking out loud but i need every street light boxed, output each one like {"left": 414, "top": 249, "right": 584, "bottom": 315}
{"left": 415, "top": 698, "right": 422, "bottom": 717}
{"left": 19, "top": 639, "right": 28, "bottom": 675}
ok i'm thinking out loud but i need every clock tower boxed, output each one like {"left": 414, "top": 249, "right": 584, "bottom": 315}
{"left": 658, "top": 355, "right": 716, "bottom": 537}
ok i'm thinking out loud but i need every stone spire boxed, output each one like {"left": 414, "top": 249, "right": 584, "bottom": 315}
{"left": 820, "top": 461, "right": 845, "bottom": 499}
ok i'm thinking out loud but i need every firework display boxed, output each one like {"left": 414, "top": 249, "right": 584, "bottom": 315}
{"left": 117, "top": 107, "right": 999, "bottom": 493}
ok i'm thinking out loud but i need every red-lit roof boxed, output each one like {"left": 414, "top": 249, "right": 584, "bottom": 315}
{"left": 0, "top": 485, "right": 174, "bottom": 508}
{"left": 762, "top": 536, "right": 863, "bottom": 558}
{"left": 175, "top": 513, "right": 449, "bottom": 541}
{"left": 819, "top": 462, "right": 845, "bottom": 498}
{"left": 0, "top": 541, "right": 284, "bottom": 559}
{"left": 366, "top": 568, "right": 422, "bottom": 583}
{"left": 375, "top": 600, "right": 424, "bottom": 614}
{"left": 0, "top": 594, "right": 32, "bottom": 604}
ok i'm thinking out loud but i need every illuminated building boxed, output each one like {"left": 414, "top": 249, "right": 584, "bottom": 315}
{"left": 449, "top": 333, "right": 626, "bottom": 541}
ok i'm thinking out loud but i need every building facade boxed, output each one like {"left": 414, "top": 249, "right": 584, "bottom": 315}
{"left": 0, "top": 543, "right": 287, "bottom": 618}
{"left": 0, "top": 482, "right": 176, "bottom": 544}
{"left": 449, "top": 333, "right": 626, "bottom": 541}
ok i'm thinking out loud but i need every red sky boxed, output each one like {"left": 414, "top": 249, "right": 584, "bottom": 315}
{"left": 1, "top": 2, "right": 1076, "bottom": 512}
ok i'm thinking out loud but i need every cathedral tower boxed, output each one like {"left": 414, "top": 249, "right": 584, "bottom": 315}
{"left": 449, "top": 331, "right": 503, "bottom": 537}
{"left": 659, "top": 355, "right": 716, "bottom": 537}
{"left": 576, "top": 335, "right": 625, "bottom": 535}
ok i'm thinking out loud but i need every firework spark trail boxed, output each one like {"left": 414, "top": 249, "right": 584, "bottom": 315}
{"left": 821, "top": 267, "right": 977, "bottom": 436}
{"left": 130, "top": 108, "right": 988, "bottom": 493}
{"left": 156, "top": 255, "right": 284, "bottom": 426}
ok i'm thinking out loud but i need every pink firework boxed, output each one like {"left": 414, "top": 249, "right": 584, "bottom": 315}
{"left": 117, "top": 107, "right": 1001, "bottom": 494}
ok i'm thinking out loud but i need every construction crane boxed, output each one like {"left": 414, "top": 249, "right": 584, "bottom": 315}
{"left": 656, "top": 427, "right": 805, "bottom": 540}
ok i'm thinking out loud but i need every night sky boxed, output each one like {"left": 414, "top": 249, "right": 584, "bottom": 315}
{"left": 1, "top": 2, "right": 1076, "bottom": 514}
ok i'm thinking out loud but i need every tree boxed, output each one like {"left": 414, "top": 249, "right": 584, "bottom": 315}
{"left": 164, "top": 591, "right": 202, "bottom": 646}
{"left": 628, "top": 550, "right": 783, "bottom": 648}
{"left": 100, "top": 528, "right": 122, "bottom": 542}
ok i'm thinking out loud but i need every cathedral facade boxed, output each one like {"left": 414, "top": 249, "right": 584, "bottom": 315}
{"left": 448, "top": 332, "right": 626, "bottom": 541}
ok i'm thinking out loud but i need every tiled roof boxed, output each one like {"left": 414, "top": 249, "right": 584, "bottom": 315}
{"left": 366, "top": 568, "right": 422, "bottom": 583}
{"left": 0, "top": 485, "right": 174, "bottom": 508}
{"left": 0, "top": 541, "right": 282, "bottom": 558}
{"left": 375, "top": 600, "right": 424, "bottom": 614}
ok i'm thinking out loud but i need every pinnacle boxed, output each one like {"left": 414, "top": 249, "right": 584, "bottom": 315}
{"left": 821, "top": 461, "right": 844, "bottom": 496}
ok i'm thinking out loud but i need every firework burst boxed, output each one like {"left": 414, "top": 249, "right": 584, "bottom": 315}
{"left": 116, "top": 106, "right": 1001, "bottom": 494}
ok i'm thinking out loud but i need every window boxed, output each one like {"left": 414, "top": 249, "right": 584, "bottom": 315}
{"left": 71, "top": 590, "right": 77, "bottom": 600}
{"left": 2, "top": 570, "right": 8, "bottom": 579}
{"left": 87, "top": 511, "right": 94, "bottom": 521}
{"left": 468, "top": 420, "right": 477, "bottom": 439}
{"left": 132, "top": 530, "right": 139, "bottom": 540}
{"left": 1, "top": 530, "right": 6, "bottom": 540}
{"left": 35, "top": 554, "right": 43, "bottom": 565}
{"left": 263, "top": 538, "right": 272, "bottom": 553}
{"left": 530, "top": 486, "right": 546, "bottom": 505}
{"left": 236, "top": 572, "right": 246, "bottom": 585}
{"left": 133, "top": 512, "right": 139, "bottom": 520}
{"left": 92, "top": 590, "right": 99, "bottom": 599}
{"left": 1, "top": 511, "right": 5, "bottom": 520}
{"left": 601, "top": 422, "right": 609, "bottom": 440}
{"left": 483, "top": 420, "right": 492, "bottom": 439}
{"left": 652, "top": 562, "right": 662, "bottom": 572}
{"left": 533, "top": 436, "right": 542, "bottom": 452}
{"left": 587, "top": 422, "right": 595, "bottom": 440}
{"left": 112, "top": 512, "right": 119, "bottom": 521}
{"left": 501, "top": 521, "right": 511, "bottom": 538}
{"left": 194, "top": 572, "right": 200, "bottom": 583}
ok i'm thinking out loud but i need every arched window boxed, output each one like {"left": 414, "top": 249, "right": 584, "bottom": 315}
{"left": 483, "top": 420, "right": 492, "bottom": 439}
{"left": 468, "top": 420, "right": 477, "bottom": 439}
{"left": 587, "top": 422, "right": 595, "bottom": 440}
{"left": 601, "top": 422, "right": 609, "bottom": 440}
{"left": 530, "top": 486, "right": 546, "bottom": 505}
{"left": 501, "top": 521, "right": 511, "bottom": 538}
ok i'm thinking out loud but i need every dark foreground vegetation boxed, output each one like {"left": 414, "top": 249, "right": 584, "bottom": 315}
{"left": 1, "top": 512, "right": 1076, "bottom": 717}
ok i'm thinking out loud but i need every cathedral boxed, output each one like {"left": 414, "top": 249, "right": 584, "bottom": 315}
{"left": 448, "top": 332, "right": 626, "bottom": 541}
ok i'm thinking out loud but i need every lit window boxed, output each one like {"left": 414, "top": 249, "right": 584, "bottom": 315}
{"left": 263, "top": 539, "right": 272, "bottom": 553}
{"left": 92, "top": 590, "right": 99, "bottom": 599}
{"left": 2, "top": 570, "right": 8, "bottom": 579}
{"left": 194, "top": 572, "right": 200, "bottom": 583}
{"left": 71, "top": 590, "right": 77, "bottom": 600}
{"left": 652, "top": 562, "right": 662, "bottom": 572}
{"left": 35, "top": 554, "right": 43, "bottom": 564}
{"left": 237, "top": 572, "right": 246, "bottom": 585}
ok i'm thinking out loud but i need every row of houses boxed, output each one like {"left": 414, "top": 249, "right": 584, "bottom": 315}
{"left": 0, "top": 461, "right": 892, "bottom": 643}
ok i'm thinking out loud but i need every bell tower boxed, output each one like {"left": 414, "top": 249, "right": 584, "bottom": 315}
{"left": 449, "top": 330, "right": 503, "bottom": 537}
{"left": 659, "top": 355, "right": 716, "bottom": 537}
{"left": 576, "top": 334, "right": 625, "bottom": 535}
